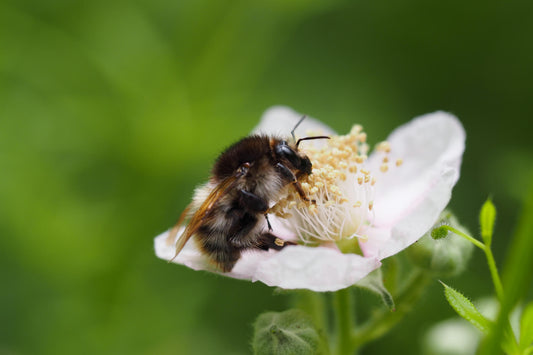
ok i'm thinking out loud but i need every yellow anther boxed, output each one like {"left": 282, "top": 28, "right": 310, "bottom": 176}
{"left": 383, "top": 156, "right": 389, "bottom": 163}
{"left": 353, "top": 201, "right": 362, "bottom": 207}
{"left": 396, "top": 159, "right": 403, "bottom": 167}
{"left": 368, "top": 201, "right": 374, "bottom": 211}
{"left": 376, "top": 141, "right": 391, "bottom": 153}
{"left": 351, "top": 124, "right": 363, "bottom": 135}
{"left": 380, "top": 164, "right": 389, "bottom": 173}
{"left": 357, "top": 177, "right": 363, "bottom": 185}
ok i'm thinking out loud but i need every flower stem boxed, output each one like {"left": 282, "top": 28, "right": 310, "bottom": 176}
{"left": 333, "top": 287, "right": 355, "bottom": 355}
{"left": 483, "top": 243, "right": 505, "bottom": 302}
{"left": 443, "top": 226, "right": 504, "bottom": 301}
{"left": 442, "top": 225, "right": 486, "bottom": 251}
{"left": 351, "top": 270, "right": 431, "bottom": 349}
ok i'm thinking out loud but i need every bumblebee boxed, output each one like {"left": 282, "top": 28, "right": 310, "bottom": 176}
{"left": 169, "top": 118, "right": 328, "bottom": 272}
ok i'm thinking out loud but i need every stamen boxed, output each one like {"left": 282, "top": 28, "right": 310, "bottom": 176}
{"left": 271, "top": 124, "right": 402, "bottom": 245}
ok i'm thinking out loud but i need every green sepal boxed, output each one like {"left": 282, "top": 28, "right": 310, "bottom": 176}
{"left": 519, "top": 302, "right": 533, "bottom": 352}
{"left": 356, "top": 268, "right": 395, "bottom": 311}
{"left": 441, "top": 282, "right": 492, "bottom": 334}
{"left": 479, "top": 198, "right": 496, "bottom": 246}
{"left": 252, "top": 309, "right": 321, "bottom": 355}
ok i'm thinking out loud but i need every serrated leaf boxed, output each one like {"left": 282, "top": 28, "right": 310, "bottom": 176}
{"left": 441, "top": 282, "right": 492, "bottom": 334}
{"left": 519, "top": 302, "right": 533, "bottom": 351}
{"left": 480, "top": 198, "right": 496, "bottom": 246}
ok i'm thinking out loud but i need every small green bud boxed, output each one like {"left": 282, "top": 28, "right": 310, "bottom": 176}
{"left": 479, "top": 198, "right": 496, "bottom": 246}
{"left": 406, "top": 211, "right": 474, "bottom": 277}
{"left": 431, "top": 226, "right": 449, "bottom": 240}
{"left": 252, "top": 309, "right": 320, "bottom": 355}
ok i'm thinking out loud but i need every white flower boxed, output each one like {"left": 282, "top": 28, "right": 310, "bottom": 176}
{"left": 154, "top": 106, "right": 465, "bottom": 292}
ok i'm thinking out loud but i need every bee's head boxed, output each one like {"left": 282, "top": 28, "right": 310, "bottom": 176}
{"left": 274, "top": 140, "right": 313, "bottom": 176}
{"left": 273, "top": 115, "right": 330, "bottom": 177}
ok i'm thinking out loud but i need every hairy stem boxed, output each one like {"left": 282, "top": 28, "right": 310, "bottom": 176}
{"left": 444, "top": 225, "right": 504, "bottom": 301}
{"left": 442, "top": 225, "right": 486, "bottom": 251}
{"left": 483, "top": 245, "right": 505, "bottom": 302}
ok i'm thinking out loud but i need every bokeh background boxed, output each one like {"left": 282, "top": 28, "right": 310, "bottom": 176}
{"left": 1, "top": 0, "right": 532, "bottom": 354}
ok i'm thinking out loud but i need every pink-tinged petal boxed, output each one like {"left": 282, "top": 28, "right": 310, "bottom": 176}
{"left": 252, "top": 106, "right": 337, "bottom": 138}
{"left": 361, "top": 112, "right": 465, "bottom": 259}
{"left": 154, "top": 229, "right": 217, "bottom": 273}
{"left": 250, "top": 246, "right": 381, "bottom": 292}
{"left": 155, "top": 230, "right": 381, "bottom": 291}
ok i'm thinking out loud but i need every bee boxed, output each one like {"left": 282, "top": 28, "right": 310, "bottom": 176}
{"left": 168, "top": 117, "right": 329, "bottom": 272}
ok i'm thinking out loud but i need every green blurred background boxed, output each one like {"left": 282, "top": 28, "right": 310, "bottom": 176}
{"left": 1, "top": 0, "right": 532, "bottom": 354}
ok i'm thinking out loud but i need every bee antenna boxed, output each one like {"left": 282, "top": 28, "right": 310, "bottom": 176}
{"left": 291, "top": 115, "right": 307, "bottom": 143}
{"left": 296, "top": 135, "right": 330, "bottom": 149}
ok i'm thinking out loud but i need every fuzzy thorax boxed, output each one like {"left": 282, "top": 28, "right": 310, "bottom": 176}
{"left": 271, "top": 125, "right": 401, "bottom": 244}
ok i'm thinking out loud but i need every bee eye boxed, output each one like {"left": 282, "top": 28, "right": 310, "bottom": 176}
{"left": 275, "top": 142, "right": 300, "bottom": 168}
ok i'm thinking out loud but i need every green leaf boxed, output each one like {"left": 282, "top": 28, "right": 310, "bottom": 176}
{"left": 252, "top": 309, "right": 321, "bottom": 355}
{"left": 441, "top": 282, "right": 492, "bottom": 334}
{"left": 520, "top": 302, "right": 533, "bottom": 351}
{"left": 480, "top": 198, "right": 496, "bottom": 246}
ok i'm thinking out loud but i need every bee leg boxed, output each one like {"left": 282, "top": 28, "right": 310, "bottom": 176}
{"left": 257, "top": 232, "right": 296, "bottom": 251}
{"left": 275, "top": 163, "right": 314, "bottom": 203}
{"left": 264, "top": 213, "right": 273, "bottom": 231}
{"left": 239, "top": 189, "right": 269, "bottom": 213}
{"left": 238, "top": 190, "right": 273, "bottom": 231}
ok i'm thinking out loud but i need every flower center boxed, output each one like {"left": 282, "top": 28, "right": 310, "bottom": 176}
{"left": 271, "top": 125, "right": 399, "bottom": 245}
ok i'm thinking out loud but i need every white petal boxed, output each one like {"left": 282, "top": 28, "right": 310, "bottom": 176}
{"left": 362, "top": 111, "right": 465, "bottom": 259}
{"left": 154, "top": 229, "right": 218, "bottom": 273}
{"left": 249, "top": 246, "right": 381, "bottom": 292}
{"left": 252, "top": 106, "right": 337, "bottom": 138}
{"left": 155, "top": 230, "right": 381, "bottom": 291}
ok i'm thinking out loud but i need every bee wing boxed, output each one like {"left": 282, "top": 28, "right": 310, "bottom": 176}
{"left": 165, "top": 203, "right": 192, "bottom": 246}
{"left": 169, "top": 173, "right": 242, "bottom": 261}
